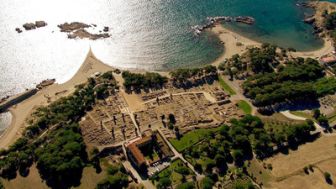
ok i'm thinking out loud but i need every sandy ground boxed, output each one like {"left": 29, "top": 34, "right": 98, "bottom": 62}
{"left": 0, "top": 49, "right": 114, "bottom": 149}
{"left": 209, "top": 24, "right": 260, "bottom": 66}
{"left": 290, "top": 38, "right": 334, "bottom": 59}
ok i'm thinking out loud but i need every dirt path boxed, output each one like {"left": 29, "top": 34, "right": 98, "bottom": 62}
{"left": 220, "top": 76, "right": 257, "bottom": 115}
{"left": 157, "top": 129, "right": 204, "bottom": 180}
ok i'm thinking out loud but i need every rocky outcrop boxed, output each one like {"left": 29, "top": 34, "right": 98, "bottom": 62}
{"left": 35, "top": 21, "right": 47, "bottom": 28}
{"left": 193, "top": 16, "right": 255, "bottom": 35}
{"left": 36, "top": 79, "right": 55, "bottom": 89}
{"left": 58, "top": 22, "right": 91, "bottom": 32}
{"left": 17, "top": 21, "right": 110, "bottom": 40}
{"left": 304, "top": 17, "right": 316, "bottom": 24}
{"left": 58, "top": 22, "right": 111, "bottom": 40}
{"left": 23, "top": 23, "right": 36, "bottom": 30}
{"left": 15, "top": 28, "right": 22, "bottom": 33}
{"left": 67, "top": 28, "right": 110, "bottom": 40}
{"left": 20, "top": 21, "right": 47, "bottom": 32}
{"left": 103, "top": 26, "right": 109, "bottom": 32}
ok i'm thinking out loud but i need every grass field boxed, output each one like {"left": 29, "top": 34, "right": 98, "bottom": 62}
{"left": 219, "top": 76, "right": 236, "bottom": 95}
{"left": 290, "top": 111, "right": 313, "bottom": 120}
{"left": 237, "top": 100, "right": 252, "bottom": 114}
{"left": 156, "top": 159, "right": 194, "bottom": 186}
{"left": 169, "top": 128, "right": 218, "bottom": 152}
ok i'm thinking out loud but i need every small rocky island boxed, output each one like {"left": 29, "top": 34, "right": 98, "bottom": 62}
{"left": 15, "top": 21, "right": 110, "bottom": 40}
{"left": 16, "top": 21, "right": 47, "bottom": 33}
{"left": 58, "top": 22, "right": 110, "bottom": 40}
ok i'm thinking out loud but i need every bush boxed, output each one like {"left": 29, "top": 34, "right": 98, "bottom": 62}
{"left": 176, "top": 182, "right": 195, "bottom": 189}
{"left": 96, "top": 173, "right": 128, "bottom": 189}
{"left": 324, "top": 172, "right": 332, "bottom": 180}
{"left": 157, "top": 177, "right": 172, "bottom": 189}
{"left": 175, "top": 166, "right": 190, "bottom": 175}
{"left": 201, "top": 177, "right": 214, "bottom": 189}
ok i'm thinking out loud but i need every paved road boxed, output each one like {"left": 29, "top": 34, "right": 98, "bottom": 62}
{"left": 280, "top": 110, "right": 336, "bottom": 136}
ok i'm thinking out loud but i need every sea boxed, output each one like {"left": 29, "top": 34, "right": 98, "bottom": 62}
{"left": 0, "top": 0, "right": 330, "bottom": 131}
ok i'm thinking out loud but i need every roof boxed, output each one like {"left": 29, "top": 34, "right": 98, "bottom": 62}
{"left": 127, "top": 143, "right": 146, "bottom": 166}
{"left": 126, "top": 136, "right": 152, "bottom": 166}
{"left": 320, "top": 56, "right": 336, "bottom": 64}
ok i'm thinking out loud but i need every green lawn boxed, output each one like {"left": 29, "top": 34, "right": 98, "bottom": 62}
{"left": 237, "top": 100, "right": 252, "bottom": 114}
{"left": 219, "top": 76, "right": 236, "bottom": 95}
{"left": 169, "top": 128, "right": 218, "bottom": 152}
{"left": 156, "top": 159, "right": 194, "bottom": 186}
{"left": 290, "top": 111, "right": 313, "bottom": 120}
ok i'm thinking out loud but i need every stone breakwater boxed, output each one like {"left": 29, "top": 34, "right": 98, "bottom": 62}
{"left": 0, "top": 79, "right": 55, "bottom": 113}
{"left": 0, "top": 89, "right": 37, "bottom": 113}
{"left": 192, "top": 16, "right": 255, "bottom": 35}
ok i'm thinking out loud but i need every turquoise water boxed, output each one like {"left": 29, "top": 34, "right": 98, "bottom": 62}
{"left": 0, "top": 0, "right": 326, "bottom": 98}
{"left": 160, "top": 0, "right": 323, "bottom": 68}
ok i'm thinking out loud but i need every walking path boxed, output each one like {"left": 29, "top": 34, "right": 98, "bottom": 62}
{"left": 280, "top": 110, "right": 336, "bottom": 136}
{"left": 122, "top": 161, "right": 155, "bottom": 189}
{"left": 220, "top": 75, "right": 257, "bottom": 115}
{"left": 157, "top": 129, "right": 204, "bottom": 180}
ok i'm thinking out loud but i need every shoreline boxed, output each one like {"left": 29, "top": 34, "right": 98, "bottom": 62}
{"left": 0, "top": 49, "right": 115, "bottom": 149}
{"left": 0, "top": 6, "right": 334, "bottom": 149}
{"left": 210, "top": 23, "right": 333, "bottom": 65}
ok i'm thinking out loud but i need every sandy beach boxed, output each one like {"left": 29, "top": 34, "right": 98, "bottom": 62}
{"left": 210, "top": 23, "right": 334, "bottom": 65}
{"left": 0, "top": 21, "right": 334, "bottom": 149}
{"left": 0, "top": 49, "right": 115, "bottom": 149}
{"left": 210, "top": 24, "right": 260, "bottom": 66}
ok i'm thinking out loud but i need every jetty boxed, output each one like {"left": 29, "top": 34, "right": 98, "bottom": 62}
{"left": 0, "top": 89, "right": 38, "bottom": 113}
{"left": 192, "top": 16, "right": 255, "bottom": 35}
{"left": 0, "top": 79, "right": 55, "bottom": 113}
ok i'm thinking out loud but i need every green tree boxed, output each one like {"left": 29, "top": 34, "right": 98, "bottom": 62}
{"left": 176, "top": 182, "right": 195, "bottom": 189}
{"left": 157, "top": 177, "right": 172, "bottom": 189}
{"left": 201, "top": 177, "right": 214, "bottom": 189}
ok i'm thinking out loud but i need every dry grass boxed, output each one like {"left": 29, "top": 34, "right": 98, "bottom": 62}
{"left": 316, "top": 159, "right": 336, "bottom": 186}
{"left": 1, "top": 164, "right": 48, "bottom": 189}
{"left": 74, "top": 166, "right": 106, "bottom": 189}
{"left": 263, "top": 135, "right": 336, "bottom": 189}
{"left": 265, "top": 136, "right": 336, "bottom": 178}
{"left": 270, "top": 171, "right": 334, "bottom": 189}
{"left": 1, "top": 165, "right": 105, "bottom": 189}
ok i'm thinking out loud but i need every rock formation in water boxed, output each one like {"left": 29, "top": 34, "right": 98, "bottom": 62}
{"left": 35, "top": 21, "right": 47, "bottom": 28}
{"left": 20, "top": 21, "right": 47, "bottom": 32}
{"left": 15, "top": 28, "right": 22, "bottom": 33}
{"left": 23, "top": 23, "right": 36, "bottom": 30}
{"left": 58, "top": 22, "right": 110, "bottom": 40}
